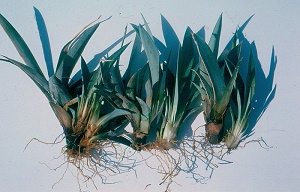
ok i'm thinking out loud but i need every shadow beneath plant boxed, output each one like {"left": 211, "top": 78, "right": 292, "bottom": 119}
{"left": 174, "top": 14, "right": 276, "bottom": 185}
{"left": 236, "top": 31, "right": 277, "bottom": 138}
{"left": 219, "top": 15, "right": 277, "bottom": 142}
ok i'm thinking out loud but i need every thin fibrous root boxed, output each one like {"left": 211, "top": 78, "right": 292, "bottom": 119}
{"left": 24, "top": 136, "right": 65, "bottom": 152}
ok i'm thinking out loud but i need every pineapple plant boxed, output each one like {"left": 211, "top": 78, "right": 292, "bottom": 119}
{"left": 95, "top": 19, "right": 161, "bottom": 150}
{"left": 0, "top": 9, "right": 132, "bottom": 159}
{"left": 192, "top": 15, "right": 241, "bottom": 144}
{"left": 154, "top": 19, "right": 201, "bottom": 149}
{"left": 0, "top": 8, "right": 275, "bottom": 191}
{"left": 223, "top": 44, "right": 256, "bottom": 149}
{"left": 96, "top": 16, "right": 202, "bottom": 150}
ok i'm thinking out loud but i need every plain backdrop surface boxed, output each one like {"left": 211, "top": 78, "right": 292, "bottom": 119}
{"left": 0, "top": 1, "right": 299, "bottom": 191}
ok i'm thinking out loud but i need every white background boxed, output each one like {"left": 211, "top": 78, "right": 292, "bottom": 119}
{"left": 0, "top": 1, "right": 299, "bottom": 191}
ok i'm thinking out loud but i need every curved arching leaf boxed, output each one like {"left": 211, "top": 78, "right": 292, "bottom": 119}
{"left": 0, "top": 14, "right": 44, "bottom": 77}
{"left": 55, "top": 22, "right": 101, "bottom": 86}
{"left": 0, "top": 56, "right": 52, "bottom": 102}
{"left": 34, "top": 7, "right": 54, "bottom": 77}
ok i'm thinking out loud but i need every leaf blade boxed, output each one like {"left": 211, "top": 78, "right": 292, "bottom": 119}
{"left": 208, "top": 14, "right": 222, "bottom": 57}
{"left": 34, "top": 7, "right": 54, "bottom": 77}
{"left": 139, "top": 25, "right": 160, "bottom": 87}
{"left": 1, "top": 56, "right": 52, "bottom": 102}
{"left": 55, "top": 22, "right": 100, "bottom": 86}
{"left": 0, "top": 13, "right": 44, "bottom": 77}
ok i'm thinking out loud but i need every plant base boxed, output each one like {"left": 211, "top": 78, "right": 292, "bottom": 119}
{"left": 205, "top": 122, "right": 223, "bottom": 144}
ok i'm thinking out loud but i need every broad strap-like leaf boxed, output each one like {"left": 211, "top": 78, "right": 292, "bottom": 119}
{"left": 91, "top": 131, "right": 116, "bottom": 141}
{"left": 92, "top": 42, "right": 128, "bottom": 94}
{"left": 95, "top": 87, "right": 141, "bottom": 129}
{"left": 95, "top": 108, "right": 131, "bottom": 132}
{"left": 130, "top": 23, "right": 139, "bottom": 35}
{"left": 181, "top": 27, "right": 195, "bottom": 79}
{"left": 49, "top": 75, "right": 72, "bottom": 106}
{"left": 80, "top": 57, "right": 92, "bottom": 95}
{"left": 86, "top": 66, "right": 102, "bottom": 94}
{"left": 122, "top": 34, "right": 146, "bottom": 83}
{"left": 192, "top": 71, "right": 213, "bottom": 103}
{"left": 161, "top": 15, "right": 180, "bottom": 75}
{"left": 245, "top": 48, "right": 256, "bottom": 101}
{"left": 49, "top": 102, "right": 72, "bottom": 130}
{"left": 208, "top": 14, "right": 222, "bottom": 58}
{"left": 227, "top": 43, "right": 241, "bottom": 66}
{"left": 99, "top": 43, "right": 130, "bottom": 92}
{"left": 94, "top": 86, "right": 122, "bottom": 108}
{"left": 136, "top": 97, "right": 151, "bottom": 134}
{"left": 108, "top": 63, "right": 124, "bottom": 94}
{"left": 0, "top": 14, "right": 44, "bottom": 77}
{"left": 55, "top": 22, "right": 100, "bottom": 86}
{"left": 101, "top": 42, "right": 130, "bottom": 72}
{"left": 171, "top": 48, "right": 180, "bottom": 122}
{"left": 0, "top": 56, "right": 52, "bottom": 102}
{"left": 125, "top": 70, "right": 139, "bottom": 100}
{"left": 136, "top": 97, "right": 150, "bottom": 118}
{"left": 216, "top": 60, "right": 241, "bottom": 115}
{"left": 141, "top": 14, "right": 154, "bottom": 41}
{"left": 192, "top": 81, "right": 207, "bottom": 101}
{"left": 161, "top": 15, "right": 180, "bottom": 50}
{"left": 225, "top": 43, "right": 245, "bottom": 98}
{"left": 192, "top": 33, "right": 226, "bottom": 103}
{"left": 34, "top": 7, "right": 54, "bottom": 78}
{"left": 138, "top": 25, "right": 160, "bottom": 87}
{"left": 145, "top": 78, "right": 152, "bottom": 109}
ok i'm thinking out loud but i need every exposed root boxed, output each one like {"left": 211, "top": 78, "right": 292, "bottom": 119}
{"left": 26, "top": 134, "right": 139, "bottom": 191}
{"left": 133, "top": 141, "right": 182, "bottom": 191}
{"left": 241, "top": 137, "right": 271, "bottom": 149}
{"left": 144, "top": 183, "right": 151, "bottom": 190}
{"left": 223, "top": 137, "right": 272, "bottom": 155}
{"left": 51, "top": 162, "right": 69, "bottom": 189}
{"left": 62, "top": 140, "right": 139, "bottom": 186}
{"left": 190, "top": 124, "right": 236, "bottom": 181}
{"left": 24, "top": 135, "right": 65, "bottom": 152}
{"left": 136, "top": 137, "right": 220, "bottom": 191}
{"left": 23, "top": 126, "right": 269, "bottom": 191}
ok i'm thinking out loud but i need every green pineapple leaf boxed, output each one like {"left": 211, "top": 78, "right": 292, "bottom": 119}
{"left": 215, "top": 60, "right": 241, "bottom": 115}
{"left": 49, "top": 75, "right": 72, "bottom": 106}
{"left": 192, "top": 33, "right": 226, "bottom": 103}
{"left": 136, "top": 97, "right": 151, "bottom": 134}
{"left": 91, "top": 131, "right": 117, "bottom": 141}
{"left": 80, "top": 57, "right": 92, "bottom": 95}
{"left": 55, "top": 21, "right": 101, "bottom": 86}
{"left": 181, "top": 27, "right": 195, "bottom": 79}
{"left": 141, "top": 14, "right": 154, "bottom": 41}
{"left": 208, "top": 14, "right": 222, "bottom": 58}
{"left": 95, "top": 108, "right": 131, "bottom": 132}
{"left": 138, "top": 24, "right": 160, "bottom": 87}
{"left": 34, "top": 7, "right": 54, "bottom": 78}
{"left": 0, "top": 13, "right": 44, "bottom": 77}
{"left": 245, "top": 48, "right": 256, "bottom": 102}
{"left": 125, "top": 70, "right": 139, "bottom": 100}
{"left": 49, "top": 102, "right": 72, "bottom": 130}
{"left": 0, "top": 56, "right": 52, "bottom": 102}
